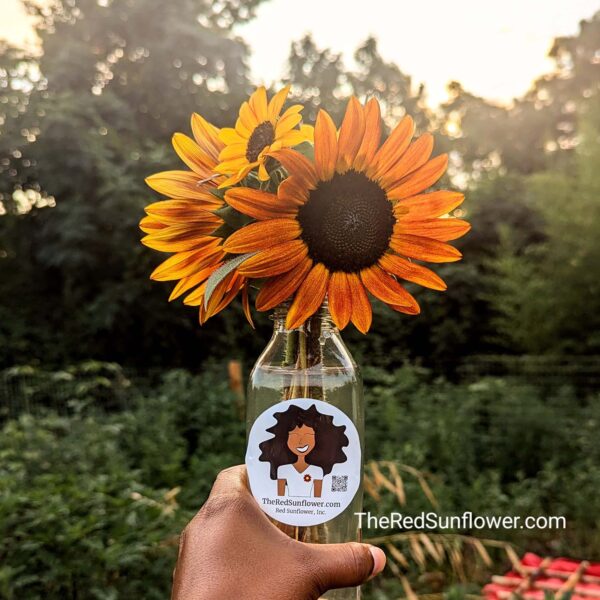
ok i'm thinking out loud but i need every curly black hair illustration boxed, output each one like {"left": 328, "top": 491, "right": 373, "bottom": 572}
{"left": 259, "top": 403, "right": 349, "bottom": 480}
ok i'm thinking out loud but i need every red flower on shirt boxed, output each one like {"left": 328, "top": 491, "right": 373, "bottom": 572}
{"left": 304, "top": 474, "right": 312, "bottom": 482}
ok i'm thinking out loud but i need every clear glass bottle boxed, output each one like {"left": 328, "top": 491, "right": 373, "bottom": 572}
{"left": 246, "top": 302, "right": 364, "bottom": 600}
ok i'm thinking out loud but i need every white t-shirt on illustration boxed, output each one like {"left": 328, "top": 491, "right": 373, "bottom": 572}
{"left": 277, "top": 464, "right": 324, "bottom": 497}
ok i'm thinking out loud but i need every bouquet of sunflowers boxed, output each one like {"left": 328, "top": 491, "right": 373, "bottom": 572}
{"left": 140, "top": 86, "right": 469, "bottom": 331}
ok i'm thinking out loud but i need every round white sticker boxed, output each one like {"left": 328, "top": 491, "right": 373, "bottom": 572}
{"left": 245, "top": 398, "right": 361, "bottom": 527}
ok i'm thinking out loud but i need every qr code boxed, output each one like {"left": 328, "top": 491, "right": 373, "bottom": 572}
{"left": 331, "top": 475, "right": 348, "bottom": 492}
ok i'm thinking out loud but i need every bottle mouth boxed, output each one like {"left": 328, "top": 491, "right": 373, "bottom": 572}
{"left": 272, "top": 298, "right": 330, "bottom": 318}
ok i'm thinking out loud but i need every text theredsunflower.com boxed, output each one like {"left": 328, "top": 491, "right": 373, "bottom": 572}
{"left": 356, "top": 511, "right": 566, "bottom": 530}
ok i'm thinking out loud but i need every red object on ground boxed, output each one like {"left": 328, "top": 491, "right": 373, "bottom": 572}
{"left": 484, "top": 553, "right": 600, "bottom": 600}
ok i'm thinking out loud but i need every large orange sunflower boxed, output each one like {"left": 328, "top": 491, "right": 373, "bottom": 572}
{"left": 141, "top": 113, "right": 252, "bottom": 324}
{"left": 222, "top": 97, "right": 470, "bottom": 332}
{"left": 215, "top": 85, "right": 313, "bottom": 188}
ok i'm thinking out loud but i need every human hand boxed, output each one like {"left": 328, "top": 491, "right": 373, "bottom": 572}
{"left": 172, "top": 465, "right": 386, "bottom": 600}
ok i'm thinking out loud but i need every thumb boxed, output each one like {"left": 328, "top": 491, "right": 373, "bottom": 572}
{"left": 305, "top": 542, "right": 386, "bottom": 593}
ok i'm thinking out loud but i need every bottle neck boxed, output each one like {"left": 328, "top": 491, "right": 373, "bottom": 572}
{"left": 271, "top": 300, "right": 335, "bottom": 334}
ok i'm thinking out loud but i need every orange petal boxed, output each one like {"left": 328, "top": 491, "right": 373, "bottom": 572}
{"left": 145, "top": 200, "right": 222, "bottom": 224}
{"left": 370, "top": 115, "right": 415, "bottom": 180}
{"left": 142, "top": 223, "right": 222, "bottom": 252}
{"left": 388, "top": 301, "right": 421, "bottom": 316}
{"left": 223, "top": 218, "right": 300, "bottom": 253}
{"left": 278, "top": 175, "right": 309, "bottom": 206}
{"left": 347, "top": 273, "right": 372, "bottom": 333}
{"left": 225, "top": 187, "right": 297, "bottom": 220}
{"left": 150, "top": 243, "right": 222, "bottom": 281}
{"left": 387, "top": 154, "right": 448, "bottom": 200}
{"left": 361, "top": 265, "right": 419, "bottom": 309}
{"left": 241, "top": 285, "right": 255, "bottom": 328}
{"left": 396, "top": 218, "right": 471, "bottom": 241}
{"left": 145, "top": 171, "right": 223, "bottom": 205}
{"left": 336, "top": 97, "right": 366, "bottom": 172}
{"left": 390, "top": 233, "right": 462, "bottom": 263}
{"left": 205, "top": 272, "right": 244, "bottom": 318}
{"left": 314, "top": 109, "right": 338, "bottom": 181}
{"left": 354, "top": 98, "right": 381, "bottom": 172}
{"left": 169, "top": 265, "right": 216, "bottom": 301}
{"left": 139, "top": 215, "right": 167, "bottom": 233}
{"left": 268, "top": 148, "right": 317, "bottom": 189}
{"left": 191, "top": 113, "right": 223, "bottom": 160}
{"left": 378, "top": 253, "right": 446, "bottom": 291}
{"left": 286, "top": 263, "right": 330, "bottom": 329}
{"left": 380, "top": 133, "right": 434, "bottom": 188}
{"left": 237, "top": 240, "right": 308, "bottom": 277}
{"left": 328, "top": 271, "right": 352, "bottom": 329}
{"left": 394, "top": 190, "right": 465, "bottom": 220}
{"left": 255, "top": 257, "right": 313, "bottom": 311}
{"left": 172, "top": 133, "right": 215, "bottom": 176}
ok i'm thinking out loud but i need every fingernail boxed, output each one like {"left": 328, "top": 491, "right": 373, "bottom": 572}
{"left": 368, "top": 545, "right": 386, "bottom": 578}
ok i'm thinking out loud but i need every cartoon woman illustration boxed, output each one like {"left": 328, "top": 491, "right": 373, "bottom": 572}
{"left": 258, "top": 403, "right": 349, "bottom": 498}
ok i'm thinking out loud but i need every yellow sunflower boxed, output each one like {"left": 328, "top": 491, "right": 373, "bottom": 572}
{"left": 215, "top": 85, "right": 313, "bottom": 188}
{"left": 222, "top": 97, "right": 470, "bottom": 332}
{"left": 141, "top": 113, "right": 252, "bottom": 324}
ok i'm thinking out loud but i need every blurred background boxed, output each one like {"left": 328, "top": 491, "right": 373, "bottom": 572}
{"left": 0, "top": 1, "right": 599, "bottom": 599}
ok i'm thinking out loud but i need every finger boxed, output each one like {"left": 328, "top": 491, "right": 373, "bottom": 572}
{"left": 209, "top": 464, "right": 249, "bottom": 497}
{"left": 305, "top": 542, "right": 386, "bottom": 592}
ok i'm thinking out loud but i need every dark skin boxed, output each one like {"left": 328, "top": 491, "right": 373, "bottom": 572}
{"left": 172, "top": 465, "right": 386, "bottom": 600}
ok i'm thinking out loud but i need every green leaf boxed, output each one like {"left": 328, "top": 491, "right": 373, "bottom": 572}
{"left": 292, "top": 141, "right": 314, "bottom": 161}
{"left": 203, "top": 253, "right": 256, "bottom": 309}
{"left": 214, "top": 206, "right": 252, "bottom": 229}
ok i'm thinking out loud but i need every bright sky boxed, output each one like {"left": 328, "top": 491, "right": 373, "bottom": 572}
{"left": 1, "top": 0, "right": 598, "bottom": 106}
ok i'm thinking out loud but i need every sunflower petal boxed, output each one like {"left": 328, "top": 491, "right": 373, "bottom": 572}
{"left": 145, "top": 171, "right": 223, "bottom": 205}
{"left": 145, "top": 200, "right": 222, "bottom": 224}
{"left": 279, "top": 129, "right": 310, "bottom": 148}
{"left": 237, "top": 240, "right": 308, "bottom": 277}
{"left": 150, "top": 243, "right": 222, "bottom": 281}
{"left": 225, "top": 187, "right": 297, "bottom": 220}
{"left": 249, "top": 86, "right": 268, "bottom": 122}
{"left": 223, "top": 219, "right": 300, "bottom": 253}
{"left": 286, "top": 263, "right": 330, "bottom": 329}
{"left": 379, "top": 253, "right": 446, "bottom": 291}
{"left": 190, "top": 112, "right": 222, "bottom": 159}
{"left": 169, "top": 265, "right": 216, "bottom": 301}
{"left": 394, "top": 190, "right": 465, "bottom": 220}
{"left": 268, "top": 148, "right": 317, "bottom": 189}
{"left": 370, "top": 115, "right": 415, "bottom": 180}
{"left": 218, "top": 142, "right": 247, "bottom": 161}
{"left": 387, "top": 154, "right": 448, "bottom": 200}
{"left": 361, "top": 265, "right": 418, "bottom": 309}
{"left": 328, "top": 271, "right": 352, "bottom": 329}
{"left": 172, "top": 133, "right": 215, "bottom": 176}
{"left": 268, "top": 84, "right": 290, "bottom": 122}
{"left": 218, "top": 127, "right": 246, "bottom": 145}
{"left": 314, "top": 109, "right": 338, "bottom": 181}
{"left": 354, "top": 98, "right": 381, "bottom": 171}
{"left": 380, "top": 133, "right": 434, "bottom": 188}
{"left": 278, "top": 175, "right": 309, "bottom": 206}
{"left": 337, "top": 97, "right": 366, "bottom": 172}
{"left": 237, "top": 102, "right": 257, "bottom": 136}
{"left": 241, "top": 285, "right": 255, "bottom": 328}
{"left": 347, "top": 273, "right": 372, "bottom": 333}
{"left": 275, "top": 111, "right": 302, "bottom": 137}
{"left": 396, "top": 218, "right": 471, "bottom": 241}
{"left": 255, "top": 257, "right": 313, "bottom": 311}
{"left": 142, "top": 225, "right": 222, "bottom": 252}
{"left": 390, "top": 233, "right": 462, "bottom": 263}
{"left": 139, "top": 215, "right": 167, "bottom": 233}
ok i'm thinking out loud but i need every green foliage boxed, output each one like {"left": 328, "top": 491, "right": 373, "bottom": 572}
{"left": 1, "top": 363, "right": 599, "bottom": 598}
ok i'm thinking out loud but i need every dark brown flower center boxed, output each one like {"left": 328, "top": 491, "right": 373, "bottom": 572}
{"left": 298, "top": 170, "right": 394, "bottom": 273}
{"left": 246, "top": 121, "right": 275, "bottom": 162}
